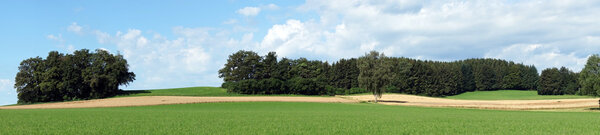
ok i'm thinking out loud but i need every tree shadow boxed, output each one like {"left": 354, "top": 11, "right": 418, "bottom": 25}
{"left": 369, "top": 100, "right": 407, "bottom": 103}
{"left": 117, "top": 90, "right": 151, "bottom": 96}
{"left": 587, "top": 108, "right": 600, "bottom": 111}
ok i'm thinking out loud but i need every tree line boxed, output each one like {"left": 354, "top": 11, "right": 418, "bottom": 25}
{"left": 537, "top": 67, "right": 578, "bottom": 95}
{"left": 219, "top": 50, "right": 541, "bottom": 97}
{"left": 14, "top": 49, "right": 136, "bottom": 104}
{"left": 538, "top": 54, "right": 600, "bottom": 96}
{"left": 219, "top": 51, "right": 367, "bottom": 95}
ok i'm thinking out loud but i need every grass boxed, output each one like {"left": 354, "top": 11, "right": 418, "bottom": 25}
{"left": 116, "top": 87, "right": 241, "bottom": 97}
{"left": 116, "top": 87, "right": 328, "bottom": 97}
{"left": 0, "top": 102, "right": 599, "bottom": 134}
{"left": 446, "top": 90, "right": 594, "bottom": 100}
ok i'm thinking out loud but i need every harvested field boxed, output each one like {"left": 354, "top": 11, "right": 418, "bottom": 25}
{"left": 0, "top": 96, "right": 356, "bottom": 109}
{"left": 2, "top": 94, "right": 598, "bottom": 110}
{"left": 344, "top": 94, "right": 600, "bottom": 110}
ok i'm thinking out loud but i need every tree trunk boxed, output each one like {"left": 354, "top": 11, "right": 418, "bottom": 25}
{"left": 373, "top": 94, "right": 378, "bottom": 103}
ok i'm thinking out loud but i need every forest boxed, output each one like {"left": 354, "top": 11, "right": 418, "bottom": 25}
{"left": 220, "top": 50, "right": 600, "bottom": 97}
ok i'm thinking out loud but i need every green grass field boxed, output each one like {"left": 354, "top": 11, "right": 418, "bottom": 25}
{"left": 445, "top": 90, "right": 593, "bottom": 100}
{"left": 116, "top": 87, "right": 241, "bottom": 97}
{"left": 1, "top": 102, "right": 599, "bottom": 134}
{"left": 116, "top": 87, "right": 328, "bottom": 97}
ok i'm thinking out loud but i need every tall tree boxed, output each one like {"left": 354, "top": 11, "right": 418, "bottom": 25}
{"left": 502, "top": 64, "right": 523, "bottom": 90}
{"left": 358, "top": 51, "right": 394, "bottom": 102}
{"left": 579, "top": 54, "right": 600, "bottom": 96}
{"left": 558, "top": 67, "right": 578, "bottom": 95}
{"left": 258, "top": 52, "right": 278, "bottom": 79}
{"left": 460, "top": 63, "right": 476, "bottom": 91}
{"left": 522, "top": 65, "right": 539, "bottom": 90}
{"left": 14, "top": 57, "right": 44, "bottom": 103}
{"left": 218, "top": 50, "right": 262, "bottom": 82}
{"left": 275, "top": 58, "right": 293, "bottom": 80}
{"left": 330, "top": 58, "right": 360, "bottom": 89}
{"left": 538, "top": 68, "right": 562, "bottom": 95}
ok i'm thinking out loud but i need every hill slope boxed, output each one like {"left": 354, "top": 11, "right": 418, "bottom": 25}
{"left": 118, "top": 87, "right": 239, "bottom": 97}
{"left": 445, "top": 90, "right": 592, "bottom": 100}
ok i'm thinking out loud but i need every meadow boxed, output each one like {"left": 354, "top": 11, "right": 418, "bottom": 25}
{"left": 116, "top": 87, "right": 331, "bottom": 98}
{"left": 445, "top": 90, "right": 592, "bottom": 100}
{"left": 2, "top": 88, "right": 599, "bottom": 134}
{"left": 1, "top": 102, "right": 599, "bottom": 134}
{"left": 116, "top": 87, "right": 240, "bottom": 97}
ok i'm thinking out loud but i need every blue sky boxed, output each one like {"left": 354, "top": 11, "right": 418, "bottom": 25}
{"left": 1, "top": 0, "right": 600, "bottom": 105}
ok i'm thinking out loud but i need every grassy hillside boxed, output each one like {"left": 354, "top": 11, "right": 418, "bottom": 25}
{"left": 1, "top": 102, "right": 599, "bottom": 134}
{"left": 117, "top": 87, "right": 327, "bottom": 97}
{"left": 117, "top": 87, "right": 240, "bottom": 97}
{"left": 446, "top": 90, "right": 593, "bottom": 100}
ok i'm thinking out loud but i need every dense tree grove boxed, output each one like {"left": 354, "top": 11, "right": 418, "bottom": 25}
{"left": 220, "top": 51, "right": 365, "bottom": 95}
{"left": 14, "top": 49, "right": 135, "bottom": 104}
{"left": 578, "top": 54, "right": 600, "bottom": 96}
{"left": 537, "top": 67, "right": 578, "bottom": 95}
{"left": 535, "top": 54, "right": 600, "bottom": 96}
{"left": 220, "top": 50, "right": 541, "bottom": 97}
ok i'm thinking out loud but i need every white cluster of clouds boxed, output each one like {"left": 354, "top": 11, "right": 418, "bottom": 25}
{"left": 484, "top": 44, "right": 589, "bottom": 71}
{"left": 236, "top": 4, "right": 279, "bottom": 17}
{"left": 257, "top": 0, "right": 600, "bottom": 71}
{"left": 67, "top": 22, "right": 83, "bottom": 34}
{"left": 55, "top": 0, "right": 600, "bottom": 89}
{"left": 0, "top": 79, "right": 13, "bottom": 94}
{"left": 237, "top": 7, "right": 261, "bottom": 16}
{"left": 47, "top": 34, "right": 76, "bottom": 52}
{"left": 66, "top": 23, "right": 255, "bottom": 89}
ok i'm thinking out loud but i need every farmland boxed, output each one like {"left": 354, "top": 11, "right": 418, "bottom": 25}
{"left": 1, "top": 102, "right": 600, "bottom": 134}
{"left": 445, "top": 90, "right": 592, "bottom": 100}
{"left": 1, "top": 87, "right": 599, "bottom": 134}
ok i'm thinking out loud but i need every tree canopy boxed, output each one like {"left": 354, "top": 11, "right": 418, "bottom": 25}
{"left": 578, "top": 54, "right": 600, "bottom": 96}
{"left": 358, "top": 51, "right": 394, "bottom": 102}
{"left": 220, "top": 50, "right": 541, "bottom": 97}
{"left": 537, "top": 67, "right": 579, "bottom": 95}
{"left": 14, "top": 49, "right": 135, "bottom": 104}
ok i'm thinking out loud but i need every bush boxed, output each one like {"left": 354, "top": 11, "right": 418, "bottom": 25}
{"left": 258, "top": 78, "right": 284, "bottom": 94}
{"left": 348, "top": 87, "right": 367, "bottom": 94}
{"left": 385, "top": 85, "right": 401, "bottom": 93}
{"left": 325, "top": 85, "right": 344, "bottom": 96}
{"left": 286, "top": 77, "right": 324, "bottom": 95}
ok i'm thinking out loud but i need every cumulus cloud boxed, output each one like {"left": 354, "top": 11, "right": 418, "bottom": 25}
{"left": 258, "top": 20, "right": 359, "bottom": 60}
{"left": 263, "top": 4, "right": 279, "bottom": 10}
{"left": 257, "top": 0, "right": 600, "bottom": 64}
{"left": 72, "top": 24, "right": 256, "bottom": 89}
{"left": 58, "top": 0, "right": 600, "bottom": 89}
{"left": 236, "top": 4, "right": 279, "bottom": 17}
{"left": 237, "top": 7, "right": 261, "bottom": 16}
{"left": 47, "top": 34, "right": 76, "bottom": 52}
{"left": 0, "top": 79, "right": 13, "bottom": 93}
{"left": 67, "top": 22, "right": 83, "bottom": 34}
{"left": 485, "top": 43, "right": 591, "bottom": 72}
{"left": 46, "top": 34, "right": 63, "bottom": 42}
{"left": 0, "top": 79, "right": 16, "bottom": 105}
{"left": 223, "top": 19, "right": 238, "bottom": 24}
